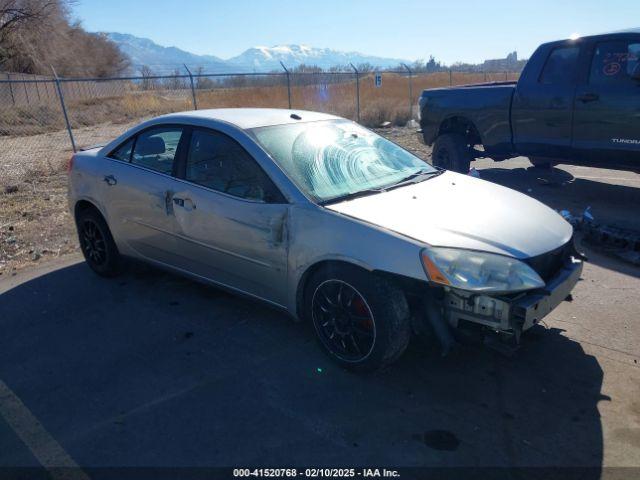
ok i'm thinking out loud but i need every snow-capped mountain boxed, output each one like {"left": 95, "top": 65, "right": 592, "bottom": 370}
{"left": 106, "top": 33, "right": 229, "bottom": 74}
{"left": 105, "top": 33, "right": 408, "bottom": 74}
{"left": 226, "top": 44, "right": 407, "bottom": 71}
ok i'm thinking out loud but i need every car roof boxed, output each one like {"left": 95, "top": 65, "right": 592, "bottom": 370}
{"left": 156, "top": 108, "right": 341, "bottom": 130}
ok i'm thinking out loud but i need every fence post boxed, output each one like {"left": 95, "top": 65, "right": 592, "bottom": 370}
{"left": 22, "top": 74, "right": 30, "bottom": 104}
{"left": 505, "top": 71, "right": 508, "bottom": 81}
{"left": 6, "top": 73, "right": 15, "bottom": 105}
{"left": 51, "top": 66, "right": 76, "bottom": 153}
{"left": 280, "top": 61, "right": 292, "bottom": 109}
{"left": 34, "top": 77, "right": 41, "bottom": 102}
{"left": 44, "top": 78, "right": 53, "bottom": 103}
{"left": 350, "top": 63, "right": 360, "bottom": 123}
{"left": 449, "top": 68, "right": 453, "bottom": 86}
{"left": 402, "top": 63, "right": 413, "bottom": 119}
{"left": 184, "top": 64, "right": 198, "bottom": 110}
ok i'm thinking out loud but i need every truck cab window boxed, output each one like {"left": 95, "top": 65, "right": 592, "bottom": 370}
{"left": 539, "top": 46, "right": 580, "bottom": 85}
{"left": 589, "top": 41, "right": 640, "bottom": 86}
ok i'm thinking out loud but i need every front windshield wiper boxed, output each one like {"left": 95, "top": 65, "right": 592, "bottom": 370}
{"left": 320, "top": 187, "right": 386, "bottom": 206}
{"left": 385, "top": 169, "right": 444, "bottom": 191}
{"left": 320, "top": 169, "right": 444, "bottom": 206}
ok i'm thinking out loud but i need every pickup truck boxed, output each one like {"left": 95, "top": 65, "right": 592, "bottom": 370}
{"left": 419, "top": 30, "right": 640, "bottom": 173}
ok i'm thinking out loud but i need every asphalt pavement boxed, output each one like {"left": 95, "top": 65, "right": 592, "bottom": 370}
{"left": 0, "top": 159, "right": 639, "bottom": 478}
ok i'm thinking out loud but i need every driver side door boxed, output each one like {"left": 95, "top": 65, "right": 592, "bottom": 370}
{"left": 170, "top": 127, "right": 291, "bottom": 307}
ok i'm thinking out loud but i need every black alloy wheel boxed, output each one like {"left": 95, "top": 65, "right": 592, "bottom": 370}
{"left": 312, "top": 279, "right": 376, "bottom": 363}
{"left": 80, "top": 219, "right": 107, "bottom": 267}
{"left": 76, "top": 208, "right": 122, "bottom": 277}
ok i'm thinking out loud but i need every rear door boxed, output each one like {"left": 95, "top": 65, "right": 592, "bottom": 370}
{"left": 103, "top": 125, "right": 187, "bottom": 265}
{"left": 512, "top": 43, "right": 581, "bottom": 159}
{"left": 170, "top": 127, "right": 290, "bottom": 307}
{"left": 572, "top": 36, "right": 640, "bottom": 167}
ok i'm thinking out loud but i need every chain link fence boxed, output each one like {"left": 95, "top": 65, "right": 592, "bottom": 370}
{"left": 0, "top": 68, "right": 520, "bottom": 187}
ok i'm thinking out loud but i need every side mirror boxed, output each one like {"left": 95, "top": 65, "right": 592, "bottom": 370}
{"left": 631, "top": 64, "right": 640, "bottom": 81}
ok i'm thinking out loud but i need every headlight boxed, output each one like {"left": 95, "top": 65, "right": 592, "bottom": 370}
{"left": 421, "top": 247, "right": 545, "bottom": 293}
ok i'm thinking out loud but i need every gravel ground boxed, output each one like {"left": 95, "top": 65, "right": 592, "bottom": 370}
{"left": 0, "top": 121, "right": 139, "bottom": 277}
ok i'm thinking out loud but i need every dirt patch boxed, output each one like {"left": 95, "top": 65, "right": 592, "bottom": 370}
{"left": 0, "top": 170, "right": 77, "bottom": 277}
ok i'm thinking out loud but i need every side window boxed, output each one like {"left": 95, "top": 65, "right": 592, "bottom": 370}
{"left": 131, "top": 127, "right": 184, "bottom": 175}
{"left": 108, "top": 138, "right": 134, "bottom": 161}
{"left": 185, "top": 129, "right": 284, "bottom": 203}
{"left": 589, "top": 40, "right": 640, "bottom": 86}
{"left": 539, "top": 46, "right": 580, "bottom": 85}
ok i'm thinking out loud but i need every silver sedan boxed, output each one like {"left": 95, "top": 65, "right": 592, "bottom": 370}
{"left": 68, "top": 108, "right": 583, "bottom": 371}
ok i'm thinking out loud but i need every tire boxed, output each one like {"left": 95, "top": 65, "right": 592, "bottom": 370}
{"left": 304, "top": 264, "right": 411, "bottom": 372}
{"left": 528, "top": 157, "right": 557, "bottom": 169}
{"left": 76, "top": 208, "right": 122, "bottom": 277}
{"left": 432, "top": 133, "right": 472, "bottom": 173}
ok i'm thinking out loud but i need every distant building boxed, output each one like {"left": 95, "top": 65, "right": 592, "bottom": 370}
{"left": 483, "top": 51, "right": 527, "bottom": 72}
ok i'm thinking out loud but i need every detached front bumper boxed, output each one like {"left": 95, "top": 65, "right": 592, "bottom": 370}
{"left": 442, "top": 258, "right": 583, "bottom": 338}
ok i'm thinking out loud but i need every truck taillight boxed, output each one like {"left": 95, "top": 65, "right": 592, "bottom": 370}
{"left": 67, "top": 155, "right": 75, "bottom": 173}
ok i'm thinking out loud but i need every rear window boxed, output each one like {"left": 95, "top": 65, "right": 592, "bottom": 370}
{"left": 108, "top": 138, "right": 134, "bottom": 162}
{"left": 131, "top": 127, "right": 183, "bottom": 175}
{"left": 539, "top": 46, "right": 580, "bottom": 85}
{"left": 107, "top": 126, "right": 184, "bottom": 176}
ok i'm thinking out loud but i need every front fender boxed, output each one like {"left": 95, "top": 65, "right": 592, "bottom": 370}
{"left": 286, "top": 205, "right": 427, "bottom": 318}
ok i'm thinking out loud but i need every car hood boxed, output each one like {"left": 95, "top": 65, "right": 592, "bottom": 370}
{"left": 325, "top": 171, "right": 573, "bottom": 259}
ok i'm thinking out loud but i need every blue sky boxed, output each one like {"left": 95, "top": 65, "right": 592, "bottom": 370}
{"left": 72, "top": 0, "right": 639, "bottom": 64}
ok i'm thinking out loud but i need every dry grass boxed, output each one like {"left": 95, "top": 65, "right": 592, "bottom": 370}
{"left": 0, "top": 71, "right": 520, "bottom": 140}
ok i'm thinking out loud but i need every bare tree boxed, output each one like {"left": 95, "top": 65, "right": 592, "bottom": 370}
{"left": 165, "top": 67, "right": 185, "bottom": 90}
{"left": 140, "top": 64, "right": 155, "bottom": 90}
{"left": 0, "top": 0, "right": 54, "bottom": 69}
{"left": 195, "top": 65, "right": 214, "bottom": 89}
{"left": 356, "top": 62, "right": 373, "bottom": 73}
{"left": 0, "top": 0, "right": 53, "bottom": 39}
{"left": 0, "top": 0, "right": 128, "bottom": 76}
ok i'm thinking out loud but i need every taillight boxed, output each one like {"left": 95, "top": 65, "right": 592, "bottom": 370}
{"left": 67, "top": 155, "right": 75, "bottom": 173}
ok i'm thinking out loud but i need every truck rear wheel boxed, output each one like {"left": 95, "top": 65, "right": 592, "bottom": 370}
{"left": 529, "top": 157, "right": 558, "bottom": 169}
{"left": 432, "top": 133, "right": 472, "bottom": 173}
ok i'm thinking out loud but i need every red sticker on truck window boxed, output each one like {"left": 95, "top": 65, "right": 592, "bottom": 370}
{"left": 603, "top": 62, "right": 621, "bottom": 76}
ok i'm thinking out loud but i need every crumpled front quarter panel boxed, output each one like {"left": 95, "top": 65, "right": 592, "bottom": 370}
{"left": 286, "top": 204, "right": 427, "bottom": 317}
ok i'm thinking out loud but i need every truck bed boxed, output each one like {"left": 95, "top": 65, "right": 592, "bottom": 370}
{"left": 419, "top": 82, "right": 516, "bottom": 153}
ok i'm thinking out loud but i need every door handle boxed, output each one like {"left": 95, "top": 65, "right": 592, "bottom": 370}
{"left": 577, "top": 93, "right": 599, "bottom": 103}
{"left": 173, "top": 197, "right": 196, "bottom": 210}
{"left": 103, "top": 175, "right": 117, "bottom": 186}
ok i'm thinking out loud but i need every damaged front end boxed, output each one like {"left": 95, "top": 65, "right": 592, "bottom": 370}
{"left": 415, "top": 240, "right": 584, "bottom": 354}
{"left": 443, "top": 257, "right": 581, "bottom": 339}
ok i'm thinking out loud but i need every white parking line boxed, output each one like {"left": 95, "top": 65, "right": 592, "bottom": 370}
{"left": 0, "top": 379, "right": 90, "bottom": 480}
